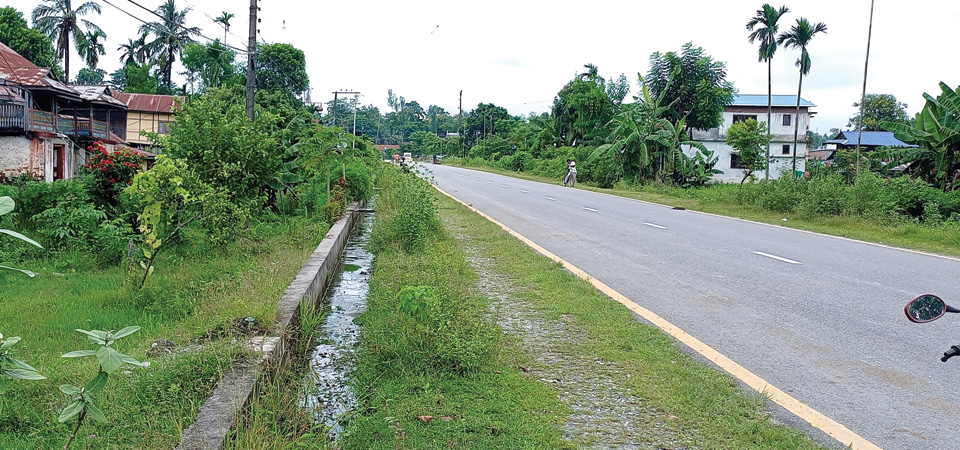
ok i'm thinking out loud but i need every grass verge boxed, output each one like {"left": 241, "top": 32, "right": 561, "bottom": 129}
{"left": 430, "top": 189, "right": 832, "bottom": 449}
{"left": 445, "top": 163, "right": 960, "bottom": 258}
{"left": 0, "top": 218, "right": 327, "bottom": 449}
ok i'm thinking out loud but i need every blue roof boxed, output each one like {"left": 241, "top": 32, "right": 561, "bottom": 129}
{"left": 733, "top": 94, "right": 815, "bottom": 107}
{"left": 829, "top": 131, "right": 915, "bottom": 148}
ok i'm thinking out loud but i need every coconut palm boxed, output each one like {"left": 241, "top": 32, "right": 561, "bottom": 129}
{"left": 139, "top": 0, "right": 200, "bottom": 90}
{"left": 213, "top": 11, "right": 234, "bottom": 43}
{"left": 77, "top": 29, "right": 106, "bottom": 71}
{"left": 778, "top": 18, "right": 828, "bottom": 174}
{"left": 118, "top": 32, "right": 148, "bottom": 66}
{"left": 746, "top": 4, "right": 789, "bottom": 179}
{"left": 31, "top": 0, "right": 104, "bottom": 81}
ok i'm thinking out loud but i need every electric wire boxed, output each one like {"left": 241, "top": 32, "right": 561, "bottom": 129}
{"left": 122, "top": 0, "right": 247, "bottom": 53}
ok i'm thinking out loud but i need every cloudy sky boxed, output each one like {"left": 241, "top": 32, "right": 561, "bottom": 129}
{"left": 14, "top": 0, "right": 960, "bottom": 133}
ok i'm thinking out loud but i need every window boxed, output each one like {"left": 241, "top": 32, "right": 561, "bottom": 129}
{"left": 783, "top": 114, "right": 791, "bottom": 126}
{"left": 782, "top": 144, "right": 791, "bottom": 155}
{"left": 733, "top": 114, "right": 757, "bottom": 124}
{"left": 158, "top": 121, "right": 171, "bottom": 134}
{"left": 730, "top": 153, "right": 744, "bottom": 169}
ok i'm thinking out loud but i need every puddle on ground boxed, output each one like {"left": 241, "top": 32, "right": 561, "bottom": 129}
{"left": 300, "top": 213, "right": 373, "bottom": 439}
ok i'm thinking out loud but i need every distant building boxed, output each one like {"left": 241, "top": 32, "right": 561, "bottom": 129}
{"left": 688, "top": 94, "right": 816, "bottom": 182}
{"left": 112, "top": 92, "right": 181, "bottom": 148}
{"left": 0, "top": 42, "right": 127, "bottom": 181}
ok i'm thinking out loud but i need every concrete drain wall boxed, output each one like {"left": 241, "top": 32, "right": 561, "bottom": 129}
{"left": 176, "top": 204, "right": 361, "bottom": 450}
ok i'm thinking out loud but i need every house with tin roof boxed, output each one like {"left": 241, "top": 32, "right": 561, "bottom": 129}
{"left": 688, "top": 94, "right": 816, "bottom": 182}
{"left": 113, "top": 92, "right": 181, "bottom": 148}
{"left": 0, "top": 41, "right": 127, "bottom": 181}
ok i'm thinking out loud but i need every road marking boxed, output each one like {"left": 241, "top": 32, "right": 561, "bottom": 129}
{"left": 644, "top": 222, "right": 667, "bottom": 229}
{"left": 754, "top": 251, "right": 802, "bottom": 265}
{"left": 433, "top": 184, "right": 881, "bottom": 450}
{"left": 584, "top": 207, "right": 599, "bottom": 212}
{"left": 520, "top": 190, "right": 528, "bottom": 193}
{"left": 545, "top": 197, "right": 556, "bottom": 201}
{"left": 488, "top": 181, "right": 493, "bottom": 184}
{"left": 502, "top": 184, "right": 509, "bottom": 188}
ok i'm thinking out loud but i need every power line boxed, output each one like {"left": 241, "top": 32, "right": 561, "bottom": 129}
{"left": 179, "top": 0, "right": 248, "bottom": 47}
{"left": 123, "top": 0, "right": 246, "bottom": 53}
{"left": 100, "top": 0, "right": 243, "bottom": 57}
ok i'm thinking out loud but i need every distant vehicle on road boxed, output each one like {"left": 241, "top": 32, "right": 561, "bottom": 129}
{"left": 402, "top": 152, "right": 413, "bottom": 164}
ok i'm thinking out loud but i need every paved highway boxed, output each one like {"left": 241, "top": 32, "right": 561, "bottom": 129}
{"left": 426, "top": 163, "right": 960, "bottom": 450}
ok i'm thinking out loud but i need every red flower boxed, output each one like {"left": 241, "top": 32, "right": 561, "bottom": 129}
{"left": 87, "top": 146, "right": 92, "bottom": 150}
{"left": 101, "top": 167, "right": 107, "bottom": 171}
{"left": 109, "top": 179, "right": 116, "bottom": 183}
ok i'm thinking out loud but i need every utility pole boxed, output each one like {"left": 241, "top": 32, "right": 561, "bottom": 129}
{"left": 331, "top": 90, "right": 360, "bottom": 128}
{"left": 352, "top": 92, "right": 359, "bottom": 149}
{"left": 458, "top": 90, "right": 463, "bottom": 157}
{"left": 245, "top": 0, "right": 257, "bottom": 120}
{"left": 855, "top": 0, "right": 876, "bottom": 176}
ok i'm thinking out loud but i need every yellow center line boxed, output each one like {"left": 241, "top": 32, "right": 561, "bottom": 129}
{"left": 434, "top": 185, "right": 882, "bottom": 450}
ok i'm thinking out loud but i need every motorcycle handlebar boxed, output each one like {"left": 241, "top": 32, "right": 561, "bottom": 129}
{"left": 942, "top": 346, "right": 960, "bottom": 362}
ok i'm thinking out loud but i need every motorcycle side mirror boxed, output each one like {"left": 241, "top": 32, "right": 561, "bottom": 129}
{"left": 905, "top": 294, "right": 949, "bottom": 323}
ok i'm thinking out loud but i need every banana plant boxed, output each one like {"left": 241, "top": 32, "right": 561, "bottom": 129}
{"left": 0, "top": 196, "right": 43, "bottom": 279}
{"left": 880, "top": 82, "right": 960, "bottom": 191}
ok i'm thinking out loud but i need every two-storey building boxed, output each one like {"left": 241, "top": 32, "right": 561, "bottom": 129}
{"left": 688, "top": 94, "right": 816, "bottom": 183}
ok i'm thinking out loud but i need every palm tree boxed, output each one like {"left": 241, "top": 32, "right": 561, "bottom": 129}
{"left": 77, "top": 29, "right": 106, "bottom": 71}
{"left": 118, "top": 32, "right": 148, "bottom": 66}
{"left": 746, "top": 4, "right": 789, "bottom": 180}
{"left": 213, "top": 11, "right": 234, "bottom": 43}
{"left": 139, "top": 0, "right": 200, "bottom": 90}
{"left": 778, "top": 18, "right": 828, "bottom": 174}
{"left": 31, "top": 0, "right": 103, "bottom": 81}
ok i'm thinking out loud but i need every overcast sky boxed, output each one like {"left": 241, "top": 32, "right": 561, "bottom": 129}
{"left": 13, "top": 0, "right": 960, "bottom": 133}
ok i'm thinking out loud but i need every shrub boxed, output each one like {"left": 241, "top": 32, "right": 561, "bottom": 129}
{"left": 393, "top": 286, "right": 488, "bottom": 373}
{"left": 875, "top": 176, "right": 940, "bottom": 219}
{"left": 32, "top": 200, "right": 106, "bottom": 251}
{"left": 756, "top": 177, "right": 807, "bottom": 213}
{"left": 83, "top": 142, "right": 145, "bottom": 209}
{"left": 343, "top": 163, "right": 372, "bottom": 201}
{"left": 371, "top": 168, "right": 438, "bottom": 253}
{"left": 797, "top": 173, "right": 845, "bottom": 217}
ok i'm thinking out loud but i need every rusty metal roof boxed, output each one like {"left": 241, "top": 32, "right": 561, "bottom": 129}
{"left": 0, "top": 41, "right": 80, "bottom": 99}
{"left": 112, "top": 92, "right": 181, "bottom": 113}
{"left": 72, "top": 85, "right": 127, "bottom": 108}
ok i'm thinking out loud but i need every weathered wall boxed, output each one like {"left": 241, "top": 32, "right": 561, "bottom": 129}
{"left": 0, "top": 135, "right": 40, "bottom": 178}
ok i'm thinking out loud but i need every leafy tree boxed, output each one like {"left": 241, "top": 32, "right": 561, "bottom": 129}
{"left": 848, "top": 93, "right": 910, "bottom": 131}
{"left": 552, "top": 65, "right": 615, "bottom": 146}
{"left": 778, "top": 18, "right": 828, "bottom": 173}
{"left": 109, "top": 63, "right": 158, "bottom": 94}
{"left": 256, "top": 42, "right": 309, "bottom": 94}
{"left": 74, "top": 67, "right": 104, "bottom": 84}
{"left": 469, "top": 135, "right": 513, "bottom": 160}
{"left": 161, "top": 88, "right": 279, "bottom": 200}
{"left": 747, "top": 3, "right": 790, "bottom": 179}
{"left": 181, "top": 41, "right": 236, "bottom": 92}
{"left": 0, "top": 7, "right": 60, "bottom": 75}
{"left": 606, "top": 73, "right": 630, "bottom": 109}
{"left": 725, "top": 118, "right": 771, "bottom": 184}
{"left": 139, "top": 0, "right": 200, "bottom": 90}
{"left": 645, "top": 43, "right": 735, "bottom": 133}
{"left": 31, "top": 0, "right": 103, "bottom": 81}
{"left": 465, "top": 103, "right": 510, "bottom": 147}
{"left": 880, "top": 82, "right": 960, "bottom": 191}
{"left": 213, "top": 11, "right": 234, "bottom": 43}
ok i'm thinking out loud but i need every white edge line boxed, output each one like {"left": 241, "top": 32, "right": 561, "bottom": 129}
{"left": 584, "top": 207, "right": 599, "bottom": 212}
{"left": 545, "top": 197, "right": 556, "bottom": 201}
{"left": 643, "top": 222, "right": 667, "bottom": 229}
{"left": 753, "top": 251, "right": 802, "bottom": 265}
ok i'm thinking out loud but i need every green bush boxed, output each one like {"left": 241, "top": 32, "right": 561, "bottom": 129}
{"left": 32, "top": 199, "right": 106, "bottom": 250}
{"left": 756, "top": 177, "right": 807, "bottom": 213}
{"left": 797, "top": 173, "right": 845, "bottom": 217}
{"left": 371, "top": 168, "right": 439, "bottom": 253}
{"left": 344, "top": 163, "right": 372, "bottom": 201}
{"left": 875, "top": 176, "right": 940, "bottom": 219}
{"left": 393, "top": 285, "right": 488, "bottom": 373}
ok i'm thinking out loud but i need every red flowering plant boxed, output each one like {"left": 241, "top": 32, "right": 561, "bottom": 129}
{"left": 84, "top": 141, "right": 146, "bottom": 208}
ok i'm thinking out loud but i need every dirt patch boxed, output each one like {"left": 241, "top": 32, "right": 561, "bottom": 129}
{"left": 449, "top": 225, "right": 692, "bottom": 450}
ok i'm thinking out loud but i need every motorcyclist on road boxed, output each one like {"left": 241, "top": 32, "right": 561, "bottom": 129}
{"left": 563, "top": 159, "right": 577, "bottom": 187}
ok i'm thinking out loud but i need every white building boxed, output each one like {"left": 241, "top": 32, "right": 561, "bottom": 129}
{"left": 687, "top": 94, "right": 816, "bottom": 183}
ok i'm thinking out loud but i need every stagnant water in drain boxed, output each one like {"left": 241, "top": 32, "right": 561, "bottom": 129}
{"left": 300, "top": 213, "right": 373, "bottom": 439}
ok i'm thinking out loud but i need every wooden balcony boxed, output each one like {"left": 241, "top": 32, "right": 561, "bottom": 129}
{"left": 0, "top": 101, "right": 120, "bottom": 141}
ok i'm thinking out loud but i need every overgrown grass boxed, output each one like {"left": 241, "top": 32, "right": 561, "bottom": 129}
{"left": 433, "top": 190, "right": 831, "bottom": 449}
{"left": 0, "top": 217, "right": 327, "bottom": 449}
{"left": 445, "top": 161, "right": 960, "bottom": 258}
{"left": 341, "top": 167, "right": 573, "bottom": 449}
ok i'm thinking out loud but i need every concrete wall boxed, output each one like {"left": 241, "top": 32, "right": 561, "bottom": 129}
{"left": 0, "top": 135, "right": 77, "bottom": 181}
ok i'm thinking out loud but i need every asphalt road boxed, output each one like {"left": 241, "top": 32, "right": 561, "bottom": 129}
{"left": 424, "top": 163, "right": 960, "bottom": 450}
